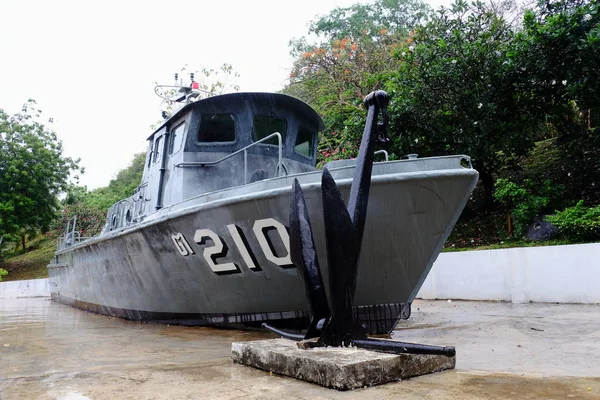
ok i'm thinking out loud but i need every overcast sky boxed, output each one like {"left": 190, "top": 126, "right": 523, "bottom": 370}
{"left": 0, "top": 0, "right": 450, "bottom": 190}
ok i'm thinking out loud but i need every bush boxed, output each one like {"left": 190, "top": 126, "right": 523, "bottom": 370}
{"left": 0, "top": 268, "right": 7, "bottom": 282}
{"left": 493, "top": 178, "right": 564, "bottom": 238}
{"left": 546, "top": 201, "right": 600, "bottom": 242}
{"left": 50, "top": 203, "right": 106, "bottom": 238}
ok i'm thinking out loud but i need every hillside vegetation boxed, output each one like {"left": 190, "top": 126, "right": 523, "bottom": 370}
{"left": 0, "top": 235, "right": 55, "bottom": 281}
{"left": 0, "top": 153, "right": 147, "bottom": 282}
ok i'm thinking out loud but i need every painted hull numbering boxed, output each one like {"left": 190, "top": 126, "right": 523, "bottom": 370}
{"left": 48, "top": 91, "right": 477, "bottom": 334}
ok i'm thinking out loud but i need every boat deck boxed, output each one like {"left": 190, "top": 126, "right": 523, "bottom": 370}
{"left": 1, "top": 298, "right": 598, "bottom": 399}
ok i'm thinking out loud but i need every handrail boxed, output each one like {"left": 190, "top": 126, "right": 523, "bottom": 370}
{"left": 175, "top": 132, "right": 285, "bottom": 184}
{"left": 374, "top": 150, "right": 389, "bottom": 162}
{"left": 57, "top": 215, "right": 91, "bottom": 250}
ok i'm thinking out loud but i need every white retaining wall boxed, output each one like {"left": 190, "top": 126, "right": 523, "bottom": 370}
{"left": 0, "top": 278, "right": 50, "bottom": 298}
{"left": 417, "top": 243, "right": 600, "bottom": 304}
{"left": 1, "top": 244, "right": 598, "bottom": 303}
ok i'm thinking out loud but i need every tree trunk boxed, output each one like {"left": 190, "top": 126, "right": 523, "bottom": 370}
{"left": 21, "top": 235, "right": 26, "bottom": 251}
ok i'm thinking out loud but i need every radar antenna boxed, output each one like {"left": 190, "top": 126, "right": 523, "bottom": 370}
{"left": 154, "top": 73, "right": 214, "bottom": 105}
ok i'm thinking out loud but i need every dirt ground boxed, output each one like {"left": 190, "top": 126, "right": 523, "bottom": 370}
{"left": 1, "top": 298, "right": 598, "bottom": 399}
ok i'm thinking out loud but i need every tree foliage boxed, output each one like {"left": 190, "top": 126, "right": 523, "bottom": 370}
{"left": 0, "top": 100, "right": 81, "bottom": 246}
{"left": 518, "top": 0, "right": 600, "bottom": 114}
{"left": 80, "top": 152, "right": 146, "bottom": 212}
{"left": 288, "top": 0, "right": 599, "bottom": 197}
{"left": 386, "top": 0, "right": 546, "bottom": 197}
{"left": 285, "top": 0, "right": 433, "bottom": 164}
{"left": 516, "top": 0, "right": 600, "bottom": 204}
{"left": 50, "top": 203, "right": 106, "bottom": 238}
{"left": 493, "top": 178, "right": 564, "bottom": 236}
{"left": 286, "top": 0, "right": 600, "bottom": 243}
{"left": 546, "top": 200, "right": 600, "bottom": 241}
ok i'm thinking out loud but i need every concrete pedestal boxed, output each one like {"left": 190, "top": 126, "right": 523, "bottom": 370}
{"left": 231, "top": 338, "right": 456, "bottom": 391}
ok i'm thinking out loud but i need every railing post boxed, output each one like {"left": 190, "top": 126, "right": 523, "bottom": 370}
{"left": 277, "top": 132, "right": 283, "bottom": 176}
{"left": 64, "top": 219, "right": 71, "bottom": 244}
{"left": 244, "top": 149, "right": 248, "bottom": 185}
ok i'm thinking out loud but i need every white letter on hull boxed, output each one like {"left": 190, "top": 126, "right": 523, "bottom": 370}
{"left": 253, "top": 218, "right": 293, "bottom": 267}
{"left": 227, "top": 224, "right": 259, "bottom": 270}
{"left": 193, "top": 229, "right": 238, "bottom": 273}
{"left": 171, "top": 233, "right": 195, "bottom": 256}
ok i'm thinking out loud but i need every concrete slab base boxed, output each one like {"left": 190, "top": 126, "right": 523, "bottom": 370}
{"left": 231, "top": 338, "right": 456, "bottom": 391}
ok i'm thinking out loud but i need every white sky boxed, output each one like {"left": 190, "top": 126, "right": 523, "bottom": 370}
{"left": 0, "top": 0, "right": 450, "bottom": 190}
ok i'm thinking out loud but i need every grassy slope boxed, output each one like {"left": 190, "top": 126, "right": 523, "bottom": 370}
{"left": 0, "top": 236, "right": 54, "bottom": 281}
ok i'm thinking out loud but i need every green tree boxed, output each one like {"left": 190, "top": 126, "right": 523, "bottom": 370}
{"left": 82, "top": 152, "right": 146, "bottom": 212}
{"left": 512, "top": 0, "right": 600, "bottom": 203}
{"left": 308, "top": 0, "right": 432, "bottom": 39}
{"left": 517, "top": 0, "right": 600, "bottom": 114}
{"left": 0, "top": 100, "right": 81, "bottom": 249}
{"left": 384, "top": 0, "right": 545, "bottom": 200}
{"left": 285, "top": 0, "right": 432, "bottom": 164}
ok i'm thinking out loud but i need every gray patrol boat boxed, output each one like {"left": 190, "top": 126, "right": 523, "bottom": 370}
{"left": 48, "top": 82, "right": 478, "bottom": 333}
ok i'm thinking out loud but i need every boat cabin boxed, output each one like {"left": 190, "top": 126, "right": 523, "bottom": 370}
{"left": 105, "top": 92, "right": 324, "bottom": 231}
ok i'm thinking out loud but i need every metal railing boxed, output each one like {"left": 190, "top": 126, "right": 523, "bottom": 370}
{"left": 374, "top": 150, "right": 389, "bottom": 161}
{"left": 106, "top": 198, "right": 136, "bottom": 231}
{"left": 57, "top": 215, "right": 91, "bottom": 250}
{"left": 175, "top": 132, "right": 285, "bottom": 184}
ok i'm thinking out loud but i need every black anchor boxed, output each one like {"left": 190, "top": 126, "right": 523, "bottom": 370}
{"left": 264, "top": 91, "right": 455, "bottom": 357}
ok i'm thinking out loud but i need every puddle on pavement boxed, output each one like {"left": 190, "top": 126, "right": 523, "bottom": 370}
{"left": 2, "top": 298, "right": 600, "bottom": 399}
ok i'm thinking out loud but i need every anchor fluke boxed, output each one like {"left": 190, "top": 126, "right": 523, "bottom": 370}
{"left": 288, "top": 178, "right": 330, "bottom": 339}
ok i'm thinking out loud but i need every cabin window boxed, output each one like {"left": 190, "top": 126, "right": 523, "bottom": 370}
{"left": 252, "top": 115, "right": 287, "bottom": 146}
{"left": 294, "top": 126, "right": 314, "bottom": 158}
{"left": 169, "top": 122, "right": 185, "bottom": 155}
{"left": 152, "top": 136, "right": 163, "bottom": 164}
{"left": 146, "top": 141, "right": 153, "bottom": 167}
{"left": 197, "top": 113, "right": 236, "bottom": 142}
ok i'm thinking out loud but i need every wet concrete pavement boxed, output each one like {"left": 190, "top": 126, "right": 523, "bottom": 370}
{"left": 1, "top": 298, "right": 599, "bottom": 399}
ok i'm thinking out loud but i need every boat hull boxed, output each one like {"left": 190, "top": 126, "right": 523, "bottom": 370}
{"left": 48, "top": 157, "right": 478, "bottom": 334}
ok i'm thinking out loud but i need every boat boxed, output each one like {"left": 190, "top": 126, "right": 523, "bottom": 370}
{"left": 47, "top": 80, "right": 478, "bottom": 334}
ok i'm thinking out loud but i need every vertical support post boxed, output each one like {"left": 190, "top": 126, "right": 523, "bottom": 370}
{"left": 244, "top": 149, "right": 248, "bottom": 184}
{"left": 277, "top": 132, "right": 283, "bottom": 175}
{"left": 155, "top": 130, "right": 171, "bottom": 210}
{"left": 65, "top": 219, "right": 71, "bottom": 243}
